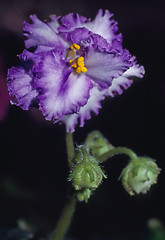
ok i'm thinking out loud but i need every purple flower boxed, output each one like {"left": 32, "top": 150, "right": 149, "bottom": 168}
{"left": 7, "top": 9, "right": 145, "bottom": 132}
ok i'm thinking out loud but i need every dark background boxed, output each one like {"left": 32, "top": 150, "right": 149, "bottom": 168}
{"left": 0, "top": 0, "right": 165, "bottom": 239}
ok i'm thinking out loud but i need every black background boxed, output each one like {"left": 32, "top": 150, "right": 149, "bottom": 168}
{"left": 0, "top": 0, "right": 165, "bottom": 239}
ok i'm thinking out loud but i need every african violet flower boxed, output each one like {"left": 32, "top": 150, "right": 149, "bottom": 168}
{"left": 7, "top": 9, "right": 145, "bottom": 132}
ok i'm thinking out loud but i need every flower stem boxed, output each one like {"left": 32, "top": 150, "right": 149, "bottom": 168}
{"left": 66, "top": 132, "right": 75, "bottom": 169}
{"left": 98, "top": 147, "right": 138, "bottom": 162}
{"left": 49, "top": 195, "right": 76, "bottom": 240}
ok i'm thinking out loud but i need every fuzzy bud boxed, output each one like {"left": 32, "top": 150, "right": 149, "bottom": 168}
{"left": 84, "top": 131, "right": 114, "bottom": 158}
{"left": 68, "top": 145, "right": 107, "bottom": 191}
{"left": 120, "top": 157, "right": 160, "bottom": 195}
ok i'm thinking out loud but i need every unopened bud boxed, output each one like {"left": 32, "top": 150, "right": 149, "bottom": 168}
{"left": 120, "top": 157, "right": 160, "bottom": 195}
{"left": 77, "top": 189, "right": 92, "bottom": 203}
{"left": 84, "top": 131, "right": 114, "bottom": 158}
{"left": 68, "top": 145, "right": 107, "bottom": 191}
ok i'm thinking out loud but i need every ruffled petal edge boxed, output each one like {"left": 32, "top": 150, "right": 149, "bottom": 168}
{"left": 108, "top": 59, "right": 145, "bottom": 97}
{"left": 7, "top": 66, "right": 38, "bottom": 110}
{"left": 63, "top": 86, "right": 107, "bottom": 132}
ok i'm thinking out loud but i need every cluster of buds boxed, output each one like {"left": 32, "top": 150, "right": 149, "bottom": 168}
{"left": 68, "top": 131, "right": 160, "bottom": 201}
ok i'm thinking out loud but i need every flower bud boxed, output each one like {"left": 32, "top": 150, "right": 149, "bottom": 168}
{"left": 77, "top": 189, "right": 92, "bottom": 203}
{"left": 84, "top": 131, "right": 114, "bottom": 158}
{"left": 68, "top": 145, "right": 107, "bottom": 191}
{"left": 120, "top": 157, "right": 160, "bottom": 195}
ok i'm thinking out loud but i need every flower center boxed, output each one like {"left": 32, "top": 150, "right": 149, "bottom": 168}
{"left": 68, "top": 44, "right": 87, "bottom": 74}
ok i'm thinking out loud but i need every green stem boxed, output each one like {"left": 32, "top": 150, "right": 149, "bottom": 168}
{"left": 98, "top": 147, "right": 138, "bottom": 162}
{"left": 49, "top": 196, "right": 76, "bottom": 240}
{"left": 66, "top": 132, "right": 75, "bottom": 169}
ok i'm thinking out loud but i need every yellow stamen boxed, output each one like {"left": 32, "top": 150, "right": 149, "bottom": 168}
{"left": 80, "top": 66, "right": 87, "bottom": 73}
{"left": 70, "top": 44, "right": 80, "bottom": 50}
{"left": 77, "top": 57, "right": 85, "bottom": 67}
{"left": 73, "top": 57, "right": 88, "bottom": 73}
{"left": 75, "top": 65, "right": 88, "bottom": 73}
{"left": 78, "top": 56, "right": 84, "bottom": 61}
{"left": 69, "top": 59, "right": 73, "bottom": 64}
{"left": 68, "top": 45, "right": 87, "bottom": 74}
{"left": 72, "top": 62, "right": 78, "bottom": 68}
{"left": 69, "top": 59, "right": 78, "bottom": 68}
{"left": 76, "top": 67, "right": 81, "bottom": 73}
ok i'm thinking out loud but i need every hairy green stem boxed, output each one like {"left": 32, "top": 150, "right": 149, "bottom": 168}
{"left": 66, "top": 132, "right": 75, "bottom": 169}
{"left": 98, "top": 147, "right": 138, "bottom": 162}
{"left": 49, "top": 196, "right": 76, "bottom": 240}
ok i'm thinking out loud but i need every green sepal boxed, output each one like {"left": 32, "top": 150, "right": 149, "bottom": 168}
{"left": 84, "top": 131, "right": 114, "bottom": 159}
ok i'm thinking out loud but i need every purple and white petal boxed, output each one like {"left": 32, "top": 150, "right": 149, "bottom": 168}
{"left": 70, "top": 28, "right": 112, "bottom": 53}
{"left": 85, "top": 48, "right": 133, "bottom": 89}
{"left": 62, "top": 113, "right": 79, "bottom": 133}
{"left": 46, "top": 15, "right": 60, "bottom": 33}
{"left": 7, "top": 67, "right": 37, "bottom": 110}
{"left": 63, "top": 86, "right": 107, "bottom": 132}
{"left": 84, "top": 9, "right": 122, "bottom": 44}
{"left": 23, "top": 14, "right": 68, "bottom": 49}
{"left": 19, "top": 49, "right": 44, "bottom": 66}
{"left": 34, "top": 51, "right": 93, "bottom": 120}
{"left": 6, "top": 9, "right": 145, "bottom": 131}
{"left": 69, "top": 27, "right": 91, "bottom": 44}
{"left": 59, "top": 9, "right": 122, "bottom": 44}
{"left": 108, "top": 62, "right": 145, "bottom": 97}
{"left": 58, "top": 13, "right": 88, "bottom": 39}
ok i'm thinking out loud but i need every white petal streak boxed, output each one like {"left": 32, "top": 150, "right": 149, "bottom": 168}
{"left": 23, "top": 15, "right": 67, "bottom": 49}
{"left": 64, "top": 86, "right": 107, "bottom": 132}
{"left": 36, "top": 52, "right": 92, "bottom": 120}
{"left": 85, "top": 48, "right": 132, "bottom": 88}
{"left": 85, "top": 9, "right": 117, "bottom": 43}
{"left": 108, "top": 64, "right": 145, "bottom": 97}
